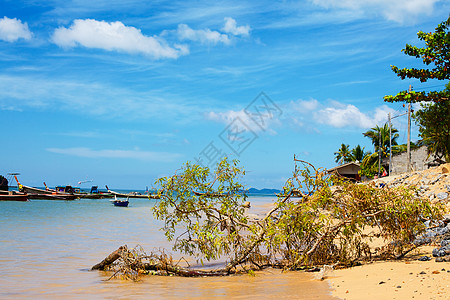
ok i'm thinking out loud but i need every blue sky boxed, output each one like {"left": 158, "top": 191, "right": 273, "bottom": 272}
{"left": 1, "top": 0, "right": 449, "bottom": 189}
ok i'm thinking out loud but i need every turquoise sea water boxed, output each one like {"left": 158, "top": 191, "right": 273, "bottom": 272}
{"left": 0, "top": 196, "right": 334, "bottom": 299}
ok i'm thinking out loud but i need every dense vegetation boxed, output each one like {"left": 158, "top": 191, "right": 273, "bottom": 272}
{"left": 94, "top": 158, "right": 442, "bottom": 279}
{"left": 384, "top": 16, "right": 450, "bottom": 162}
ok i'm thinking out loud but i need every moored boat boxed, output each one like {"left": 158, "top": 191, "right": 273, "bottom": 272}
{"left": 26, "top": 193, "right": 79, "bottom": 200}
{"left": 76, "top": 185, "right": 114, "bottom": 199}
{"left": 110, "top": 195, "right": 129, "bottom": 207}
{"left": 0, "top": 190, "right": 28, "bottom": 201}
{"left": 15, "top": 176, "right": 78, "bottom": 200}
{"left": 105, "top": 185, "right": 160, "bottom": 199}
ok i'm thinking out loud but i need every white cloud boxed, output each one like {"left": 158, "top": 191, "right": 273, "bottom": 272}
{"left": 314, "top": 101, "right": 394, "bottom": 128}
{"left": 176, "top": 18, "right": 251, "bottom": 45}
{"left": 206, "top": 109, "right": 278, "bottom": 133}
{"left": 177, "top": 24, "right": 230, "bottom": 45}
{"left": 0, "top": 16, "right": 32, "bottom": 42}
{"left": 46, "top": 147, "right": 182, "bottom": 162}
{"left": 310, "top": 0, "right": 439, "bottom": 23}
{"left": 207, "top": 110, "right": 258, "bottom": 132}
{"left": 289, "top": 98, "right": 396, "bottom": 129}
{"left": 314, "top": 102, "right": 371, "bottom": 128}
{"left": 222, "top": 17, "right": 250, "bottom": 36}
{"left": 52, "top": 19, "right": 188, "bottom": 59}
{"left": 206, "top": 98, "right": 392, "bottom": 135}
{"left": 290, "top": 99, "right": 320, "bottom": 113}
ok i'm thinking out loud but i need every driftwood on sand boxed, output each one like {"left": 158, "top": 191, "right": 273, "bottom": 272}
{"left": 91, "top": 245, "right": 230, "bottom": 280}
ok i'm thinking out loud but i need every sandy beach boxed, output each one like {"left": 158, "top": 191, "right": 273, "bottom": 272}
{"left": 327, "top": 245, "right": 450, "bottom": 299}
{"left": 326, "top": 163, "right": 450, "bottom": 300}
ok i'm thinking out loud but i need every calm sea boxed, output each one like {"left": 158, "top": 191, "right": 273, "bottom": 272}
{"left": 0, "top": 196, "right": 334, "bottom": 299}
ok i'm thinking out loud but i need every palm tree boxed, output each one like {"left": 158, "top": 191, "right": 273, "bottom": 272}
{"left": 350, "top": 145, "right": 366, "bottom": 162}
{"left": 359, "top": 151, "right": 378, "bottom": 178}
{"left": 363, "top": 123, "right": 399, "bottom": 159}
{"left": 334, "top": 144, "right": 352, "bottom": 165}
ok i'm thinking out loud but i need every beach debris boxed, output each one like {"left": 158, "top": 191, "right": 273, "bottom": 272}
{"left": 92, "top": 245, "right": 229, "bottom": 280}
{"left": 314, "top": 264, "right": 335, "bottom": 280}
{"left": 435, "top": 256, "right": 450, "bottom": 262}
{"left": 418, "top": 256, "right": 431, "bottom": 261}
{"left": 436, "top": 192, "right": 448, "bottom": 200}
{"left": 91, "top": 246, "right": 125, "bottom": 271}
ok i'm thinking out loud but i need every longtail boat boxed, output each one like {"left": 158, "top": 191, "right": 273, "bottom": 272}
{"left": 0, "top": 190, "right": 28, "bottom": 201}
{"left": 105, "top": 185, "right": 160, "bottom": 199}
{"left": 26, "top": 193, "right": 79, "bottom": 200}
{"left": 44, "top": 183, "right": 114, "bottom": 199}
{"left": 15, "top": 176, "right": 53, "bottom": 195}
{"left": 14, "top": 176, "right": 78, "bottom": 200}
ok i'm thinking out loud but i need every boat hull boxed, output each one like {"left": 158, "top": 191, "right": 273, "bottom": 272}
{"left": 76, "top": 193, "right": 114, "bottom": 199}
{"left": 108, "top": 190, "right": 159, "bottom": 199}
{"left": 112, "top": 200, "right": 129, "bottom": 207}
{"left": 0, "top": 191, "right": 28, "bottom": 201}
{"left": 20, "top": 185, "right": 53, "bottom": 195}
{"left": 16, "top": 182, "right": 78, "bottom": 200}
{"left": 26, "top": 193, "right": 78, "bottom": 200}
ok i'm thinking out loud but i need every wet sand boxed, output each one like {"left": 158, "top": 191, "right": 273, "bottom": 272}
{"left": 91, "top": 268, "right": 336, "bottom": 299}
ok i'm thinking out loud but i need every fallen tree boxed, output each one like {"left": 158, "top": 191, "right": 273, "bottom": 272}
{"left": 92, "top": 158, "right": 443, "bottom": 279}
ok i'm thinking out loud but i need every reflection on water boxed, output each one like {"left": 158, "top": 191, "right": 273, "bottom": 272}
{"left": 0, "top": 197, "right": 334, "bottom": 299}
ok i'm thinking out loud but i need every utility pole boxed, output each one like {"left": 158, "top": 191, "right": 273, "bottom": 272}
{"left": 389, "top": 111, "right": 407, "bottom": 176}
{"left": 388, "top": 112, "right": 392, "bottom": 176}
{"left": 407, "top": 85, "right": 412, "bottom": 173}
{"left": 378, "top": 130, "right": 381, "bottom": 177}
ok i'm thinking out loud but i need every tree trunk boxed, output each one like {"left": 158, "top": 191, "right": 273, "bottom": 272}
{"left": 91, "top": 246, "right": 124, "bottom": 270}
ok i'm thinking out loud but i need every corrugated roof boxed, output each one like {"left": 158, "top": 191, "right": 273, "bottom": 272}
{"left": 326, "top": 162, "right": 361, "bottom": 173}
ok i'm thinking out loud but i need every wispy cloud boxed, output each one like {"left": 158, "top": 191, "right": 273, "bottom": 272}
{"left": 53, "top": 131, "right": 102, "bottom": 138}
{"left": 0, "top": 16, "right": 32, "bottom": 42}
{"left": 177, "top": 23, "right": 230, "bottom": 45}
{"left": 310, "top": 0, "right": 440, "bottom": 23}
{"left": 46, "top": 147, "right": 182, "bottom": 162}
{"left": 0, "top": 103, "right": 23, "bottom": 111}
{"left": 0, "top": 74, "right": 200, "bottom": 120}
{"left": 143, "top": 3, "right": 253, "bottom": 27}
{"left": 176, "top": 17, "right": 250, "bottom": 45}
{"left": 206, "top": 109, "right": 279, "bottom": 134}
{"left": 52, "top": 19, "right": 188, "bottom": 59}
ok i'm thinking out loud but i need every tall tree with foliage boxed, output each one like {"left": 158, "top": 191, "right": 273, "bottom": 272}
{"left": 359, "top": 123, "right": 399, "bottom": 178}
{"left": 413, "top": 84, "right": 450, "bottom": 162}
{"left": 350, "top": 144, "right": 367, "bottom": 162}
{"left": 363, "top": 123, "right": 399, "bottom": 158}
{"left": 334, "top": 143, "right": 352, "bottom": 165}
{"left": 384, "top": 16, "right": 450, "bottom": 103}
{"left": 384, "top": 16, "right": 450, "bottom": 161}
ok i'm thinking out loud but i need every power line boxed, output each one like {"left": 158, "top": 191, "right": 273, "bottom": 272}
{"left": 412, "top": 84, "right": 446, "bottom": 91}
